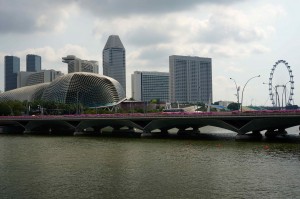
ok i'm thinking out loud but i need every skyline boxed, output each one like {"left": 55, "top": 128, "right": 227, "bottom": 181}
{"left": 0, "top": 0, "right": 299, "bottom": 106}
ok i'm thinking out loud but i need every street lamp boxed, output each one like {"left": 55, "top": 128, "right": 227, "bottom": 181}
{"left": 76, "top": 91, "right": 80, "bottom": 114}
{"left": 229, "top": 78, "right": 240, "bottom": 106}
{"left": 240, "top": 75, "right": 260, "bottom": 112}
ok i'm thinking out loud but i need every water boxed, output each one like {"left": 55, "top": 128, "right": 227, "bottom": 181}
{"left": 0, "top": 128, "right": 299, "bottom": 199}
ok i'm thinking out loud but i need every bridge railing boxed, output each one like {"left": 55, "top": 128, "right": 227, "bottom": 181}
{"left": 1, "top": 109, "right": 300, "bottom": 120}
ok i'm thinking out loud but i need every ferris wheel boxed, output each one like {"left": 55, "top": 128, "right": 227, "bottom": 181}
{"left": 268, "top": 60, "right": 294, "bottom": 107}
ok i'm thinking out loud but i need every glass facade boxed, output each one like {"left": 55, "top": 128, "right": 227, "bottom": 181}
{"left": 169, "top": 55, "right": 212, "bottom": 103}
{"left": 26, "top": 54, "right": 41, "bottom": 72}
{"left": 5, "top": 56, "right": 20, "bottom": 91}
{"left": 132, "top": 71, "right": 169, "bottom": 102}
{"left": 103, "top": 35, "right": 126, "bottom": 95}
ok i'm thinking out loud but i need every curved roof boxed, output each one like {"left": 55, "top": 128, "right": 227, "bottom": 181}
{"left": 0, "top": 83, "right": 50, "bottom": 101}
{"left": 0, "top": 72, "right": 126, "bottom": 108}
{"left": 103, "top": 35, "right": 124, "bottom": 49}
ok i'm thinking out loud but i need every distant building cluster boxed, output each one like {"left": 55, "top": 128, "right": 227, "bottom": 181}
{"left": 2, "top": 35, "right": 213, "bottom": 107}
{"left": 5, "top": 54, "right": 63, "bottom": 91}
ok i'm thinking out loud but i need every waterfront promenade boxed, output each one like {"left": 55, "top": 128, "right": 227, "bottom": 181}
{"left": 1, "top": 110, "right": 300, "bottom": 137}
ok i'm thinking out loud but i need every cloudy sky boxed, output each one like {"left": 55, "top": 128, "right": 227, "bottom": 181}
{"left": 0, "top": 0, "right": 299, "bottom": 106}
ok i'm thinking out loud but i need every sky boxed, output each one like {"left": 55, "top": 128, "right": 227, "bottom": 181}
{"left": 0, "top": 0, "right": 299, "bottom": 106}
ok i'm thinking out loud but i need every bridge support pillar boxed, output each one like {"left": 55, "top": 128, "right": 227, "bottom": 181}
{"left": 73, "top": 127, "right": 86, "bottom": 136}
{"left": 235, "top": 131, "right": 262, "bottom": 141}
{"left": 265, "top": 128, "right": 287, "bottom": 139}
{"left": 177, "top": 127, "right": 200, "bottom": 136}
{"left": 141, "top": 130, "right": 152, "bottom": 137}
{"left": 150, "top": 128, "right": 169, "bottom": 137}
{"left": 193, "top": 127, "right": 200, "bottom": 134}
{"left": 93, "top": 127, "right": 101, "bottom": 134}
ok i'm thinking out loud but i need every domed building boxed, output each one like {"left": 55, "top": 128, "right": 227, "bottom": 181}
{"left": 0, "top": 72, "right": 126, "bottom": 108}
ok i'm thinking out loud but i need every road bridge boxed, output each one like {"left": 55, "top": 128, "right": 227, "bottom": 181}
{"left": 0, "top": 111, "right": 300, "bottom": 138}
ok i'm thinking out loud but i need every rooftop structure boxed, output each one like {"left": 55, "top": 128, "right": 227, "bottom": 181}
{"left": 62, "top": 55, "right": 99, "bottom": 74}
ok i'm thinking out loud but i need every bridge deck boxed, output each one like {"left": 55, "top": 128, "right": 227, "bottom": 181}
{"left": 0, "top": 111, "right": 300, "bottom": 135}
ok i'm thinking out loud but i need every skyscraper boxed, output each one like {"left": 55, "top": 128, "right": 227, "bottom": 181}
{"left": 5, "top": 56, "right": 20, "bottom": 91}
{"left": 26, "top": 54, "right": 41, "bottom": 72}
{"left": 103, "top": 35, "right": 126, "bottom": 94}
{"left": 132, "top": 71, "right": 169, "bottom": 102}
{"left": 169, "top": 55, "right": 212, "bottom": 104}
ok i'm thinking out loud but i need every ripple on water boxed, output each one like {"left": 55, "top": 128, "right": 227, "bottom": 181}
{"left": 0, "top": 134, "right": 299, "bottom": 198}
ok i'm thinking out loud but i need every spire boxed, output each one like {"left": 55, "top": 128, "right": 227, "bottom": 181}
{"left": 103, "top": 35, "right": 124, "bottom": 49}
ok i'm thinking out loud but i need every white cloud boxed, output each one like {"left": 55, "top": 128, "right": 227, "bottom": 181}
{"left": 0, "top": 1, "right": 78, "bottom": 34}
{"left": 93, "top": 3, "right": 280, "bottom": 62}
{"left": 213, "top": 75, "right": 237, "bottom": 102}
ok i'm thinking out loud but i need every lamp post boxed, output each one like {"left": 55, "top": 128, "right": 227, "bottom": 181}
{"left": 76, "top": 91, "right": 79, "bottom": 114}
{"left": 240, "top": 75, "right": 260, "bottom": 112}
{"left": 230, "top": 78, "right": 240, "bottom": 107}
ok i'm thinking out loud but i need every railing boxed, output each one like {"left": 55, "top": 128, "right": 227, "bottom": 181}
{"left": 1, "top": 110, "right": 300, "bottom": 120}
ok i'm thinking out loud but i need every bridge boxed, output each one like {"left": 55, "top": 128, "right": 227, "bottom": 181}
{"left": 0, "top": 111, "right": 300, "bottom": 138}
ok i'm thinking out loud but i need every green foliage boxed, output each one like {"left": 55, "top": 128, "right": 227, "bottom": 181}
{"left": 0, "top": 99, "right": 165, "bottom": 116}
{"left": 0, "top": 102, "right": 11, "bottom": 115}
{"left": 285, "top": 104, "right": 299, "bottom": 110}
{"left": 150, "top": 99, "right": 160, "bottom": 104}
{"left": 227, "top": 103, "right": 240, "bottom": 111}
{"left": 0, "top": 100, "right": 25, "bottom": 116}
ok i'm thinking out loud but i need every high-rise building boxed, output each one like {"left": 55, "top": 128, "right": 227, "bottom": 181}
{"left": 26, "top": 54, "right": 41, "bottom": 72}
{"left": 17, "top": 70, "right": 63, "bottom": 88}
{"left": 103, "top": 35, "right": 126, "bottom": 94}
{"left": 169, "top": 55, "right": 212, "bottom": 103}
{"left": 131, "top": 71, "right": 169, "bottom": 102}
{"left": 5, "top": 56, "right": 20, "bottom": 91}
{"left": 62, "top": 55, "right": 99, "bottom": 74}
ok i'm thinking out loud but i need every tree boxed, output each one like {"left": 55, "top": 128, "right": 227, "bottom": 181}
{"left": 227, "top": 102, "right": 240, "bottom": 111}
{"left": 0, "top": 102, "right": 11, "bottom": 115}
{"left": 286, "top": 104, "right": 299, "bottom": 110}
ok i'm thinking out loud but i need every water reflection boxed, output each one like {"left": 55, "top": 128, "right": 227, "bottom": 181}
{"left": 0, "top": 130, "right": 300, "bottom": 198}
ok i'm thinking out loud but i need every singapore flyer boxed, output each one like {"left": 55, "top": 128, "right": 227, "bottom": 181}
{"left": 268, "top": 60, "right": 294, "bottom": 107}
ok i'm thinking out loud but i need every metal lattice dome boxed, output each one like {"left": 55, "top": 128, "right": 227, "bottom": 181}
{"left": 0, "top": 83, "right": 50, "bottom": 101}
{"left": 0, "top": 72, "right": 126, "bottom": 107}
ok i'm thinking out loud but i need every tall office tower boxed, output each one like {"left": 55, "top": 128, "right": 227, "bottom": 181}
{"left": 5, "top": 56, "right": 20, "bottom": 91}
{"left": 62, "top": 55, "right": 99, "bottom": 74}
{"left": 26, "top": 54, "right": 41, "bottom": 72}
{"left": 132, "top": 71, "right": 169, "bottom": 102}
{"left": 103, "top": 35, "right": 126, "bottom": 94}
{"left": 17, "top": 70, "right": 63, "bottom": 88}
{"left": 169, "top": 55, "right": 212, "bottom": 104}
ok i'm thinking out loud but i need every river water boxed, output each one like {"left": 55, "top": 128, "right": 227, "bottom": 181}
{"left": 0, "top": 127, "right": 299, "bottom": 199}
